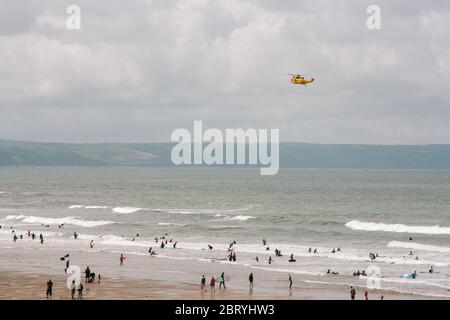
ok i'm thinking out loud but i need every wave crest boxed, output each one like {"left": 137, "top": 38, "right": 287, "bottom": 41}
{"left": 345, "top": 220, "right": 450, "bottom": 235}
{"left": 6, "top": 215, "right": 114, "bottom": 228}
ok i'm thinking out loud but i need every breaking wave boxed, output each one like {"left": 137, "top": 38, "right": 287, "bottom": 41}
{"left": 5, "top": 215, "right": 114, "bottom": 228}
{"left": 388, "top": 241, "right": 450, "bottom": 253}
{"left": 345, "top": 220, "right": 450, "bottom": 235}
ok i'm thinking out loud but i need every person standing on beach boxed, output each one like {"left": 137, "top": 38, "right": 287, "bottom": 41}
{"left": 120, "top": 253, "right": 125, "bottom": 265}
{"left": 364, "top": 290, "right": 368, "bottom": 300}
{"left": 249, "top": 273, "right": 254, "bottom": 291}
{"left": 77, "top": 282, "right": 84, "bottom": 299}
{"left": 85, "top": 266, "right": 91, "bottom": 282}
{"left": 288, "top": 274, "right": 293, "bottom": 289}
{"left": 350, "top": 286, "right": 356, "bottom": 300}
{"left": 70, "top": 280, "right": 76, "bottom": 299}
{"left": 200, "top": 275, "right": 206, "bottom": 292}
{"left": 219, "top": 272, "right": 226, "bottom": 289}
{"left": 210, "top": 276, "right": 216, "bottom": 293}
{"left": 46, "top": 279, "right": 53, "bottom": 299}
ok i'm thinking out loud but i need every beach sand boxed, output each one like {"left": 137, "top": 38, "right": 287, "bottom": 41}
{"left": 0, "top": 246, "right": 431, "bottom": 300}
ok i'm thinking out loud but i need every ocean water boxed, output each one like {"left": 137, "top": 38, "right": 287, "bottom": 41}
{"left": 1, "top": 167, "right": 449, "bottom": 297}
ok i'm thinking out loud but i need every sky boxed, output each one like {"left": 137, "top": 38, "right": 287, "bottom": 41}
{"left": 0, "top": 0, "right": 449, "bottom": 144}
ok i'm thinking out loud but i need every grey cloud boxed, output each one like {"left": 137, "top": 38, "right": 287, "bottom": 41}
{"left": 0, "top": 0, "right": 449, "bottom": 143}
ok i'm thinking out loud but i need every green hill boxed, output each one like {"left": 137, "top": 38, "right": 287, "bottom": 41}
{"left": 1, "top": 139, "right": 450, "bottom": 169}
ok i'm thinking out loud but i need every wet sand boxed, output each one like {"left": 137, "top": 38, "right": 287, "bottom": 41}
{"left": 0, "top": 245, "right": 429, "bottom": 300}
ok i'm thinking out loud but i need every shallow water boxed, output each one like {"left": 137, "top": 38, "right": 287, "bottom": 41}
{"left": 1, "top": 167, "right": 449, "bottom": 298}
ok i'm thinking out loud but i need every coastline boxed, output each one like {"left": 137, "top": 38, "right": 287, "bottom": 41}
{"left": 0, "top": 246, "right": 436, "bottom": 300}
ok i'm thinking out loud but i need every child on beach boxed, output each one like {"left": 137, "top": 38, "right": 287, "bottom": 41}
{"left": 120, "top": 254, "right": 125, "bottom": 265}
{"left": 210, "top": 276, "right": 216, "bottom": 292}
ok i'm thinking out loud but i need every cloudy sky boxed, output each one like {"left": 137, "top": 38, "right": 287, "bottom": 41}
{"left": 0, "top": 0, "right": 449, "bottom": 144}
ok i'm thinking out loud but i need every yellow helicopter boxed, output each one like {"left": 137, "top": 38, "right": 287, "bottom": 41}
{"left": 289, "top": 73, "right": 315, "bottom": 86}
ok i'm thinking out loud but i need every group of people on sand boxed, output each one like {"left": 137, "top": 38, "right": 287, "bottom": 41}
{"left": 200, "top": 272, "right": 227, "bottom": 293}
{"left": 45, "top": 264, "right": 101, "bottom": 299}
{"left": 201, "top": 272, "right": 294, "bottom": 293}
{"left": 350, "top": 286, "right": 384, "bottom": 300}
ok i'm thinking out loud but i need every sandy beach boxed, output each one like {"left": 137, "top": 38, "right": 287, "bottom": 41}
{"left": 0, "top": 246, "right": 434, "bottom": 300}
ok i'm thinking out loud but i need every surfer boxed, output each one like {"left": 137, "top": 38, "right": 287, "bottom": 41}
{"left": 288, "top": 254, "right": 296, "bottom": 262}
{"left": 249, "top": 273, "right": 254, "bottom": 290}
{"left": 208, "top": 245, "right": 213, "bottom": 250}
{"left": 288, "top": 274, "right": 292, "bottom": 289}
{"left": 429, "top": 266, "right": 434, "bottom": 273}
{"left": 255, "top": 256, "right": 259, "bottom": 262}
{"left": 268, "top": 256, "right": 272, "bottom": 264}
{"left": 89, "top": 240, "right": 94, "bottom": 248}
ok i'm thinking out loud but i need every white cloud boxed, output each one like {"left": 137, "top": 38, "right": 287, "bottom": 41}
{"left": 0, "top": 0, "right": 449, "bottom": 143}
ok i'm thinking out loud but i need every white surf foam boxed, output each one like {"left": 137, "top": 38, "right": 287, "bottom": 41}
{"left": 345, "top": 220, "right": 450, "bottom": 235}
{"left": 5, "top": 215, "right": 114, "bottom": 227}
{"left": 229, "top": 215, "right": 256, "bottom": 221}
{"left": 388, "top": 241, "right": 450, "bottom": 253}
{"left": 112, "top": 207, "right": 146, "bottom": 214}
{"left": 167, "top": 206, "right": 253, "bottom": 215}
{"left": 157, "top": 222, "right": 185, "bottom": 226}
{"left": 69, "top": 205, "right": 110, "bottom": 209}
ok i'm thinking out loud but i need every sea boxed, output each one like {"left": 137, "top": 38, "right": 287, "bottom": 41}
{"left": 1, "top": 167, "right": 449, "bottom": 298}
